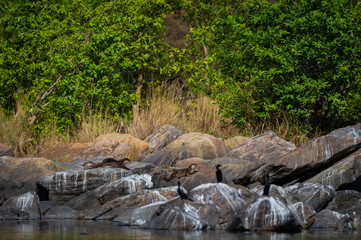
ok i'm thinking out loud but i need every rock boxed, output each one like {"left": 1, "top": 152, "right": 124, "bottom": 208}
{"left": 190, "top": 183, "right": 248, "bottom": 229}
{"left": 308, "top": 149, "right": 361, "bottom": 189}
{"left": 0, "top": 208, "right": 31, "bottom": 220}
{"left": 145, "top": 125, "right": 183, "bottom": 152}
{"left": 0, "top": 156, "right": 61, "bottom": 199}
{"left": 65, "top": 174, "right": 153, "bottom": 211}
{"left": 125, "top": 161, "right": 155, "bottom": 175}
{"left": 114, "top": 201, "right": 164, "bottom": 226}
{"left": 149, "top": 201, "right": 220, "bottom": 230}
{"left": 38, "top": 168, "right": 130, "bottom": 204}
{"left": 151, "top": 165, "right": 217, "bottom": 190}
{"left": 39, "top": 201, "right": 61, "bottom": 216}
{"left": 73, "top": 139, "right": 132, "bottom": 161}
{"left": 224, "top": 136, "right": 250, "bottom": 151}
{"left": 0, "top": 143, "right": 15, "bottom": 157}
{"left": 95, "top": 133, "right": 149, "bottom": 160}
{"left": 241, "top": 196, "right": 302, "bottom": 231}
{"left": 210, "top": 131, "right": 295, "bottom": 186}
{"left": 327, "top": 190, "right": 361, "bottom": 216}
{"left": 2, "top": 192, "right": 41, "bottom": 219}
{"left": 0, "top": 192, "right": 5, "bottom": 206}
{"left": 284, "top": 183, "right": 335, "bottom": 212}
{"left": 43, "top": 205, "right": 81, "bottom": 219}
{"left": 166, "top": 133, "right": 228, "bottom": 160}
{"left": 88, "top": 186, "right": 179, "bottom": 220}
{"left": 234, "top": 124, "right": 361, "bottom": 186}
{"left": 311, "top": 209, "right": 354, "bottom": 232}
{"left": 141, "top": 148, "right": 193, "bottom": 167}
{"left": 248, "top": 184, "right": 316, "bottom": 229}
{"left": 40, "top": 143, "right": 90, "bottom": 163}
{"left": 175, "top": 158, "right": 207, "bottom": 168}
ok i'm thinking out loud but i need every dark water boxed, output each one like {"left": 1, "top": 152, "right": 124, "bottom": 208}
{"left": 0, "top": 220, "right": 360, "bottom": 240}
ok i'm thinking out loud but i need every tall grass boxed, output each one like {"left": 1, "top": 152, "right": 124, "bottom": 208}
{"left": 0, "top": 87, "right": 313, "bottom": 157}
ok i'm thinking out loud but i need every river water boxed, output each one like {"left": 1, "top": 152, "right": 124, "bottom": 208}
{"left": 0, "top": 220, "right": 360, "bottom": 240}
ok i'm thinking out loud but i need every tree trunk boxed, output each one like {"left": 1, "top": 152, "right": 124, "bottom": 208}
{"left": 133, "top": 69, "right": 143, "bottom": 125}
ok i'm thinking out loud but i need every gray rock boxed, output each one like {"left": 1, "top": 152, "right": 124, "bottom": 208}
{"left": 0, "top": 208, "right": 31, "bottom": 220}
{"left": 2, "top": 192, "right": 41, "bottom": 219}
{"left": 43, "top": 205, "right": 81, "bottom": 219}
{"left": 65, "top": 173, "right": 153, "bottom": 211}
{"left": 38, "top": 168, "right": 130, "bottom": 204}
{"left": 234, "top": 124, "right": 361, "bottom": 186}
{"left": 311, "top": 209, "right": 354, "bottom": 232}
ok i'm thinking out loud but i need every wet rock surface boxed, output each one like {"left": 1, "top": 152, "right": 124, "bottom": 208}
{"left": 2, "top": 124, "right": 361, "bottom": 233}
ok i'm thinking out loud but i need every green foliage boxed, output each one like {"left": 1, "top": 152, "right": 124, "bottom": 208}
{"left": 1, "top": 0, "right": 361, "bottom": 138}
{"left": 0, "top": 0, "right": 177, "bottom": 132}
{"left": 206, "top": 0, "right": 361, "bottom": 133}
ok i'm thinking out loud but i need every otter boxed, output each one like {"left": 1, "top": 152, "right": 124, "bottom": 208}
{"left": 83, "top": 157, "right": 130, "bottom": 170}
{"left": 163, "top": 164, "right": 198, "bottom": 182}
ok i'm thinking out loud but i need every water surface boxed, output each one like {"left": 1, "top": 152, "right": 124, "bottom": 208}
{"left": 0, "top": 220, "right": 360, "bottom": 240}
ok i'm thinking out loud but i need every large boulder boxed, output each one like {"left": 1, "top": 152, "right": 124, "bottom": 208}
{"left": 0, "top": 143, "right": 15, "bottom": 157}
{"left": 151, "top": 164, "right": 217, "bottom": 191}
{"left": 145, "top": 125, "right": 183, "bottom": 152}
{"left": 88, "top": 186, "right": 179, "bottom": 220}
{"left": 40, "top": 143, "right": 90, "bottom": 163}
{"left": 209, "top": 131, "right": 296, "bottom": 185}
{"left": 0, "top": 156, "right": 61, "bottom": 199}
{"left": 310, "top": 209, "right": 354, "bottom": 232}
{"left": 0, "top": 208, "right": 31, "bottom": 220}
{"left": 43, "top": 205, "right": 82, "bottom": 219}
{"left": 2, "top": 192, "right": 41, "bottom": 219}
{"left": 308, "top": 149, "right": 361, "bottom": 189}
{"left": 327, "top": 190, "right": 361, "bottom": 216}
{"left": 64, "top": 174, "right": 153, "bottom": 211}
{"left": 234, "top": 124, "right": 361, "bottom": 186}
{"left": 74, "top": 133, "right": 149, "bottom": 162}
{"left": 238, "top": 196, "right": 302, "bottom": 231}
{"left": 224, "top": 136, "right": 250, "bottom": 151}
{"left": 143, "top": 133, "right": 227, "bottom": 167}
{"left": 38, "top": 168, "right": 130, "bottom": 204}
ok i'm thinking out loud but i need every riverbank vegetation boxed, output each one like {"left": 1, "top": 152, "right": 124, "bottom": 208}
{"left": 1, "top": 0, "right": 360, "bottom": 156}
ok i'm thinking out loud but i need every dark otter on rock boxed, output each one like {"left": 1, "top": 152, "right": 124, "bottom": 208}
{"left": 83, "top": 157, "right": 130, "bottom": 170}
{"left": 163, "top": 164, "right": 198, "bottom": 182}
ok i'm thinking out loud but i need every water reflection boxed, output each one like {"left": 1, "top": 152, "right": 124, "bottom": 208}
{"left": 0, "top": 220, "right": 361, "bottom": 240}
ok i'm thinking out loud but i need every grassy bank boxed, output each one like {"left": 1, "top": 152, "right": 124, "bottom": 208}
{"left": 0, "top": 90, "right": 311, "bottom": 157}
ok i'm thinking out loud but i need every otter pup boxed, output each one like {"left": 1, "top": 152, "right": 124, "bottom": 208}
{"left": 177, "top": 181, "right": 193, "bottom": 201}
{"left": 216, "top": 164, "right": 222, "bottom": 183}
{"left": 163, "top": 164, "right": 198, "bottom": 182}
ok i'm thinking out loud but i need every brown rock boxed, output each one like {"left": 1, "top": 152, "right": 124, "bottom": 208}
{"left": 175, "top": 157, "right": 207, "bottom": 168}
{"left": 0, "top": 143, "right": 15, "bottom": 157}
{"left": 224, "top": 136, "right": 250, "bottom": 151}
{"left": 0, "top": 156, "right": 61, "bottom": 199}
{"left": 165, "top": 133, "right": 228, "bottom": 160}
{"left": 96, "top": 133, "right": 149, "bottom": 154}
{"left": 40, "top": 143, "right": 90, "bottom": 163}
{"left": 145, "top": 125, "right": 183, "bottom": 152}
{"left": 311, "top": 209, "right": 354, "bottom": 231}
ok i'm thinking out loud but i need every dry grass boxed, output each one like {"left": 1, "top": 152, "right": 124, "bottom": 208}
{"left": 127, "top": 89, "right": 240, "bottom": 140}
{"left": 1, "top": 87, "right": 313, "bottom": 157}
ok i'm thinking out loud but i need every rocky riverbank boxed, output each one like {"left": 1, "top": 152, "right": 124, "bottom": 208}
{"left": 1, "top": 124, "right": 361, "bottom": 232}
